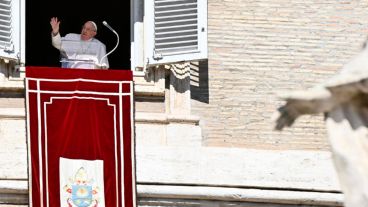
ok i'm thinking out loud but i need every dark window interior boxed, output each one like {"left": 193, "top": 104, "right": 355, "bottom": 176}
{"left": 26, "top": 1, "right": 131, "bottom": 70}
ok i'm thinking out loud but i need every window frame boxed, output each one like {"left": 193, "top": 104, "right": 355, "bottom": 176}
{"left": 0, "top": 0, "right": 24, "bottom": 63}
{"left": 143, "top": 0, "right": 208, "bottom": 67}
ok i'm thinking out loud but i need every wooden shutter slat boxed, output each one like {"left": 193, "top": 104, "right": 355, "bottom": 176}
{"left": 0, "top": 0, "right": 11, "bottom": 49}
{"left": 145, "top": 0, "right": 207, "bottom": 65}
{"left": 154, "top": 0, "right": 198, "bottom": 55}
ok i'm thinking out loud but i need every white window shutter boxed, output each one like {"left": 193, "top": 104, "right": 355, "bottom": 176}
{"left": 144, "top": 0, "right": 207, "bottom": 66}
{"left": 0, "top": 0, "right": 20, "bottom": 61}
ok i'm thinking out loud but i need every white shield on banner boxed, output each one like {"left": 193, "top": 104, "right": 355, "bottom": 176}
{"left": 59, "top": 157, "right": 105, "bottom": 207}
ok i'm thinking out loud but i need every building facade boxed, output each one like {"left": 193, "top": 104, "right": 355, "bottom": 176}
{"left": 2, "top": 0, "right": 368, "bottom": 206}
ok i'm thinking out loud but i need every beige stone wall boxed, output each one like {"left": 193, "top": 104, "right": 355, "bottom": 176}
{"left": 191, "top": 0, "right": 368, "bottom": 150}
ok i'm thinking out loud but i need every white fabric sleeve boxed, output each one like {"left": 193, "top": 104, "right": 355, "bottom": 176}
{"left": 51, "top": 33, "right": 62, "bottom": 50}
{"left": 99, "top": 43, "right": 109, "bottom": 69}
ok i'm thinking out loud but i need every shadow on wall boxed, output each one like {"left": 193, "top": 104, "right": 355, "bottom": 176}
{"left": 191, "top": 60, "right": 209, "bottom": 104}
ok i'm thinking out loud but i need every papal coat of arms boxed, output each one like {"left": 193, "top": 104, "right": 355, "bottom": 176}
{"left": 63, "top": 167, "right": 101, "bottom": 207}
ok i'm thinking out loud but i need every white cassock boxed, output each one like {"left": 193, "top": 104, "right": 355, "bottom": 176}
{"left": 52, "top": 33, "right": 109, "bottom": 69}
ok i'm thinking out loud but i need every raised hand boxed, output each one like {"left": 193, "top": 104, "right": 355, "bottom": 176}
{"left": 50, "top": 17, "right": 60, "bottom": 35}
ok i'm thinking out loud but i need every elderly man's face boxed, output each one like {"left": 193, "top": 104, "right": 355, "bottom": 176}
{"left": 80, "top": 21, "right": 96, "bottom": 41}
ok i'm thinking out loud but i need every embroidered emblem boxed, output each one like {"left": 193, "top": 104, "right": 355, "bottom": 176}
{"left": 63, "top": 167, "right": 101, "bottom": 207}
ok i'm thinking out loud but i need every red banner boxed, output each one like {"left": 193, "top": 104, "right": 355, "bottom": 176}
{"left": 25, "top": 67, "right": 135, "bottom": 207}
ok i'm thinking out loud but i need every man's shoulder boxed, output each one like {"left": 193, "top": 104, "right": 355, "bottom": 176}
{"left": 92, "top": 38, "right": 106, "bottom": 48}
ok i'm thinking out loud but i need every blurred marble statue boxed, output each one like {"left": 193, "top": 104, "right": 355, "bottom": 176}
{"left": 274, "top": 40, "right": 368, "bottom": 207}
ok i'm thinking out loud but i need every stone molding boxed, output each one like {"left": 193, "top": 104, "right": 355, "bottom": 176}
{"left": 0, "top": 181, "right": 343, "bottom": 206}
{"left": 135, "top": 112, "right": 199, "bottom": 125}
{"left": 138, "top": 184, "right": 343, "bottom": 206}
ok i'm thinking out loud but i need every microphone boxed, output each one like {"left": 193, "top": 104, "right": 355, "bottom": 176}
{"left": 103, "top": 21, "right": 115, "bottom": 33}
{"left": 99, "top": 21, "right": 120, "bottom": 68}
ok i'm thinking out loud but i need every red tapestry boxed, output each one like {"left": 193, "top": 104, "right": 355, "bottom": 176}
{"left": 25, "top": 67, "right": 135, "bottom": 207}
